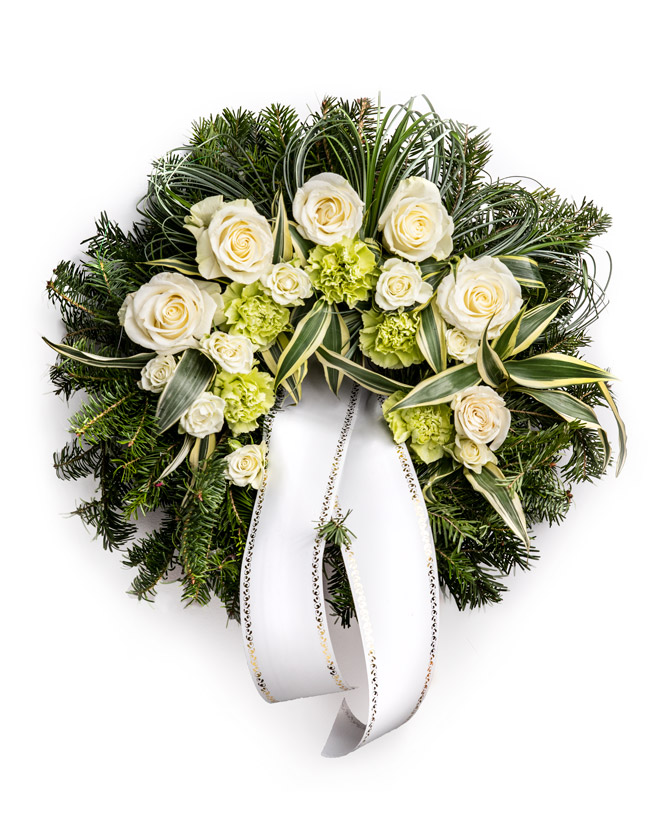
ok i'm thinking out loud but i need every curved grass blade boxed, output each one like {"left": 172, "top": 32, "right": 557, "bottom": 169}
{"left": 505, "top": 354, "right": 617, "bottom": 389}
{"left": 43, "top": 338, "right": 156, "bottom": 369}
{"left": 157, "top": 435, "right": 194, "bottom": 480}
{"left": 598, "top": 381, "right": 627, "bottom": 476}
{"left": 316, "top": 346, "right": 411, "bottom": 395}
{"left": 155, "top": 349, "right": 215, "bottom": 433}
{"left": 390, "top": 362, "right": 480, "bottom": 410}
{"left": 416, "top": 301, "right": 446, "bottom": 374}
{"left": 464, "top": 462, "right": 529, "bottom": 550}
{"left": 274, "top": 299, "right": 332, "bottom": 388}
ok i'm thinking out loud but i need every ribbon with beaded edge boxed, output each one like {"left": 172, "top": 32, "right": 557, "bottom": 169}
{"left": 239, "top": 365, "right": 439, "bottom": 756}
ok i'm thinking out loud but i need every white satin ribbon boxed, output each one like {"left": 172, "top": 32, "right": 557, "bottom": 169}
{"left": 240, "top": 366, "right": 439, "bottom": 755}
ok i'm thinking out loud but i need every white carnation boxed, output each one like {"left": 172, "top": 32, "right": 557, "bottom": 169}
{"left": 201, "top": 331, "right": 255, "bottom": 374}
{"left": 224, "top": 442, "right": 266, "bottom": 489}
{"left": 374, "top": 258, "right": 433, "bottom": 311}
{"left": 451, "top": 386, "right": 511, "bottom": 451}
{"left": 179, "top": 392, "right": 226, "bottom": 439}
{"left": 445, "top": 328, "right": 479, "bottom": 364}
{"left": 292, "top": 173, "right": 364, "bottom": 245}
{"left": 119, "top": 272, "right": 217, "bottom": 354}
{"left": 437, "top": 255, "right": 522, "bottom": 339}
{"left": 378, "top": 177, "right": 454, "bottom": 262}
{"left": 260, "top": 262, "right": 313, "bottom": 306}
{"left": 139, "top": 354, "right": 177, "bottom": 392}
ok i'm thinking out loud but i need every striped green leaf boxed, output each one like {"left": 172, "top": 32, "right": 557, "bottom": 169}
{"left": 43, "top": 337, "right": 156, "bottom": 369}
{"left": 319, "top": 306, "right": 350, "bottom": 395}
{"left": 189, "top": 433, "right": 217, "bottom": 471}
{"left": 509, "top": 298, "right": 568, "bottom": 357}
{"left": 598, "top": 381, "right": 627, "bottom": 476}
{"left": 157, "top": 435, "right": 194, "bottom": 480}
{"left": 513, "top": 387, "right": 603, "bottom": 430}
{"left": 155, "top": 349, "right": 216, "bottom": 434}
{"left": 416, "top": 301, "right": 446, "bottom": 373}
{"left": 274, "top": 299, "right": 332, "bottom": 388}
{"left": 261, "top": 334, "right": 305, "bottom": 404}
{"left": 288, "top": 222, "right": 314, "bottom": 264}
{"left": 499, "top": 255, "right": 547, "bottom": 298}
{"left": 272, "top": 191, "right": 293, "bottom": 264}
{"left": 141, "top": 258, "right": 201, "bottom": 277}
{"left": 505, "top": 354, "right": 617, "bottom": 389}
{"left": 423, "top": 457, "right": 457, "bottom": 502}
{"left": 477, "top": 320, "right": 508, "bottom": 387}
{"left": 316, "top": 346, "right": 411, "bottom": 395}
{"left": 389, "top": 362, "right": 481, "bottom": 411}
{"left": 464, "top": 462, "right": 530, "bottom": 549}
{"left": 492, "top": 307, "right": 526, "bottom": 360}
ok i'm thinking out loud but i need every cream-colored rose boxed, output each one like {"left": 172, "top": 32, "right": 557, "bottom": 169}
{"left": 224, "top": 442, "right": 266, "bottom": 489}
{"left": 445, "top": 327, "right": 479, "bottom": 364}
{"left": 139, "top": 354, "right": 177, "bottom": 392}
{"left": 119, "top": 272, "right": 217, "bottom": 354}
{"left": 374, "top": 258, "right": 433, "bottom": 310}
{"left": 292, "top": 172, "right": 364, "bottom": 245}
{"left": 451, "top": 386, "right": 511, "bottom": 451}
{"left": 179, "top": 392, "right": 226, "bottom": 439}
{"left": 437, "top": 255, "right": 522, "bottom": 340}
{"left": 260, "top": 262, "right": 313, "bottom": 306}
{"left": 453, "top": 435, "right": 497, "bottom": 474}
{"left": 186, "top": 197, "right": 274, "bottom": 283}
{"left": 378, "top": 177, "right": 454, "bottom": 262}
{"left": 201, "top": 331, "right": 254, "bottom": 374}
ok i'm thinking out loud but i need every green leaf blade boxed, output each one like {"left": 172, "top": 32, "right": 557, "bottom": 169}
{"left": 390, "top": 362, "right": 481, "bottom": 410}
{"left": 155, "top": 349, "right": 216, "bottom": 433}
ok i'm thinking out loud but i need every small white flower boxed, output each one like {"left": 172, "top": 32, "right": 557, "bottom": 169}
{"left": 119, "top": 272, "right": 218, "bottom": 354}
{"left": 378, "top": 177, "right": 454, "bottom": 262}
{"left": 445, "top": 328, "right": 479, "bottom": 365}
{"left": 179, "top": 392, "right": 226, "bottom": 439}
{"left": 453, "top": 435, "right": 497, "bottom": 474}
{"left": 224, "top": 442, "right": 266, "bottom": 489}
{"left": 201, "top": 331, "right": 255, "bottom": 374}
{"left": 139, "top": 354, "right": 177, "bottom": 392}
{"left": 437, "top": 255, "right": 522, "bottom": 340}
{"left": 451, "top": 386, "right": 511, "bottom": 451}
{"left": 260, "top": 262, "right": 313, "bottom": 306}
{"left": 292, "top": 173, "right": 364, "bottom": 245}
{"left": 185, "top": 197, "right": 274, "bottom": 283}
{"left": 374, "top": 258, "right": 433, "bottom": 311}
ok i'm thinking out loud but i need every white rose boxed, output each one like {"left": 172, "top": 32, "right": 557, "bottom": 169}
{"left": 119, "top": 272, "right": 217, "bottom": 354}
{"left": 453, "top": 435, "right": 497, "bottom": 474}
{"left": 378, "top": 176, "right": 454, "bottom": 262}
{"left": 437, "top": 254, "right": 522, "bottom": 340}
{"left": 224, "top": 442, "right": 266, "bottom": 489}
{"left": 179, "top": 392, "right": 226, "bottom": 439}
{"left": 445, "top": 327, "right": 479, "bottom": 364}
{"left": 260, "top": 262, "right": 313, "bottom": 306}
{"left": 186, "top": 197, "right": 274, "bottom": 283}
{"left": 139, "top": 354, "right": 177, "bottom": 392}
{"left": 451, "top": 386, "right": 511, "bottom": 451}
{"left": 201, "top": 331, "right": 254, "bottom": 374}
{"left": 374, "top": 258, "right": 433, "bottom": 310}
{"left": 292, "top": 172, "right": 364, "bottom": 245}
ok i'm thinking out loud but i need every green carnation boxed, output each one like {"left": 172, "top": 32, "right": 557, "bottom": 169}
{"left": 306, "top": 236, "right": 378, "bottom": 307}
{"left": 222, "top": 281, "right": 291, "bottom": 348}
{"left": 382, "top": 391, "right": 453, "bottom": 464}
{"left": 212, "top": 368, "right": 276, "bottom": 435}
{"left": 359, "top": 307, "right": 424, "bottom": 369}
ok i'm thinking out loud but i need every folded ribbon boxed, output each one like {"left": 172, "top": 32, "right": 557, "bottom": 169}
{"left": 240, "top": 366, "right": 439, "bottom": 756}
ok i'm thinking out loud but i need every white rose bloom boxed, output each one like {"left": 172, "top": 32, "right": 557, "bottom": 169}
{"left": 451, "top": 386, "right": 511, "bottom": 451}
{"left": 453, "top": 435, "right": 497, "bottom": 474}
{"left": 119, "top": 272, "right": 217, "bottom": 354}
{"left": 260, "top": 262, "right": 313, "bottom": 306}
{"left": 186, "top": 197, "right": 274, "bottom": 283}
{"left": 292, "top": 172, "right": 364, "bottom": 245}
{"left": 139, "top": 354, "right": 177, "bottom": 392}
{"left": 378, "top": 177, "right": 454, "bottom": 262}
{"left": 224, "top": 442, "right": 266, "bottom": 489}
{"left": 437, "top": 254, "right": 522, "bottom": 340}
{"left": 179, "top": 392, "right": 226, "bottom": 439}
{"left": 201, "top": 331, "right": 255, "bottom": 374}
{"left": 374, "top": 258, "right": 433, "bottom": 311}
{"left": 445, "top": 327, "right": 479, "bottom": 364}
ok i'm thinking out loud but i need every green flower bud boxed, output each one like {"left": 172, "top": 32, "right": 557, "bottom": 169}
{"left": 359, "top": 307, "right": 425, "bottom": 369}
{"left": 212, "top": 368, "right": 276, "bottom": 435}
{"left": 222, "top": 281, "right": 291, "bottom": 348}
{"left": 382, "top": 391, "right": 453, "bottom": 464}
{"left": 306, "top": 236, "right": 379, "bottom": 307}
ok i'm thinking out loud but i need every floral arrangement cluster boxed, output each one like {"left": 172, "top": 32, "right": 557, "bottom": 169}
{"left": 46, "top": 99, "right": 624, "bottom": 616}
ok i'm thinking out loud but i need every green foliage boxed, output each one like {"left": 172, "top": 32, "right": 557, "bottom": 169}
{"left": 46, "top": 97, "right": 618, "bottom": 622}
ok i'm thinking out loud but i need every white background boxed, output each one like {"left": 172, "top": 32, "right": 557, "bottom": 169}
{"left": 2, "top": 1, "right": 663, "bottom": 829}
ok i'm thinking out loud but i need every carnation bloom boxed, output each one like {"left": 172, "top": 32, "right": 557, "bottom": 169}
{"left": 213, "top": 368, "right": 276, "bottom": 434}
{"left": 382, "top": 392, "right": 453, "bottom": 463}
{"left": 221, "top": 282, "right": 291, "bottom": 348}
{"left": 359, "top": 308, "right": 424, "bottom": 369}
{"left": 306, "top": 236, "right": 378, "bottom": 307}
